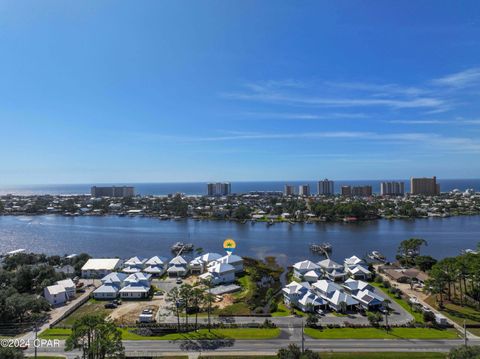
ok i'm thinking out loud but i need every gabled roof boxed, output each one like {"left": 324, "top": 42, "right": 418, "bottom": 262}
{"left": 122, "top": 266, "right": 141, "bottom": 274}
{"left": 125, "top": 272, "right": 151, "bottom": 283}
{"left": 354, "top": 289, "right": 384, "bottom": 305}
{"left": 208, "top": 262, "right": 235, "bottom": 274}
{"left": 196, "top": 252, "right": 222, "bottom": 263}
{"left": 344, "top": 255, "right": 364, "bottom": 266}
{"left": 144, "top": 265, "right": 164, "bottom": 273}
{"left": 145, "top": 256, "right": 166, "bottom": 266}
{"left": 312, "top": 279, "right": 343, "bottom": 294}
{"left": 343, "top": 278, "right": 371, "bottom": 292}
{"left": 124, "top": 256, "right": 145, "bottom": 266}
{"left": 298, "top": 291, "right": 325, "bottom": 307}
{"left": 119, "top": 283, "right": 150, "bottom": 293}
{"left": 45, "top": 284, "right": 66, "bottom": 296}
{"left": 218, "top": 254, "right": 243, "bottom": 264}
{"left": 327, "top": 290, "right": 358, "bottom": 306}
{"left": 189, "top": 258, "right": 204, "bottom": 266}
{"left": 317, "top": 259, "right": 343, "bottom": 270}
{"left": 283, "top": 281, "right": 309, "bottom": 296}
{"left": 169, "top": 255, "right": 187, "bottom": 266}
{"left": 348, "top": 265, "right": 371, "bottom": 275}
{"left": 82, "top": 258, "right": 121, "bottom": 271}
{"left": 167, "top": 266, "right": 187, "bottom": 273}
{"left": 101, "top": 272, "right": 128, "bottom": 284}
{"left": 304, "top": 270, "right": 320, "bottom": 279}
{"left": 293, "top": 260, "right": 320, "bottom": 271}
{"left": 94, "top": 284, "right": 119, "bottom": 294}
{"left": 56, "top": 279, "right": 75, "bottom": 289}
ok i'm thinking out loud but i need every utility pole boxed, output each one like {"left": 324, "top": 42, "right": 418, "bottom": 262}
{"left": 301, "top": 318, "right": 305, "bottom": 353}
{"left": 34, "top": 322, "right": 38, "bottom": 359}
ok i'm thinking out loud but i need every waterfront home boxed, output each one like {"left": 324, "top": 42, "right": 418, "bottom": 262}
{"left": 124, "top": 272, "right": 151, "bottom": 286}
{"left": 352, "top": 288, "right": 384, "bottom": 310}
{"left": 303, "top": 270, "right": 321, "bottom": 283}
{"left": 344, "top": 255, "right": 371, "bottom": 280}
{"left": 44, "top": 284, "right": 68, "bottom": 306}
{"left": 122, "top": 256, "right": 146, "bottom": 273}
{"left": 54, "top": 264, "right": 75, "bottom": 276}
{"left": 81, "top": 258, "right": 121, "bottom": 278}
{"left": 199, "top": 262, "right": 236, "bottom": 285}
{"left": 342, "top": 278, "right": 373, "bottom": 293}
{"left": 188, "top": 258, "right": 205, "bottom": 274}
{"left": 167, "top": 255, "right": 188, "bottom": 277}
{"left": 292, "top": 260, "right": 320, "bottom": 280}
{"left": 215, "top": 254, "right": 244, "bottom": 273}
{"left": 318, "top": 259, "right": 347, "bottom": 281}
{"left": 143, "top": 256, "right": 166, "bottom": 276}
{"left": 55, "top": 279, "right": 76, "bottom": 299}
{"left": 312, "top": 279, "right": 343, "bottom": 297}
{"left": 100, "top": 272, "right": 128, "bottom": 286}
{"left": 195, "top": 252, "right": 222, "bottom": 264}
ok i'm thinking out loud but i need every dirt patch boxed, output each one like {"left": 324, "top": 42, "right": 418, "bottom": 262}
{"left": 108, "top": 299, "right": 164, "bottom": 325}
{"left": 216, "top": 294, "right": 235, "bottom": 309}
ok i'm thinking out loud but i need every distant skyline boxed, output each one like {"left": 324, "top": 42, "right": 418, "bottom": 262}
{"left": 1, "top": 1, "right": 480, "bottom": 185}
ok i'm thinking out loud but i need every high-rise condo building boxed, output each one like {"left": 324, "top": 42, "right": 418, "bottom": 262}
{"left": 207, "top": 182, "right": 231, "bottom": 196}
{"left": 380, "top": 181, "right": 405, "bottom": 196}
{"left": 317, "top": 179, "right": 334, "bottom": 195}
{"left": 91, "top": 186, "right": 135, "bottom": 198}
{"left": 352, "top": 185, "right": 373, "bottom": 197}
{"left": 410, "top": 176, "right": 440, "bottom": 196}
{"left": 341, "top": 186, "right": 352, "bottom": 196}
{"left": 284, "top": 184, "right": 295, "bottom": 196}
{"left": 298, "top": 184, "right": 310, "bottom": 196}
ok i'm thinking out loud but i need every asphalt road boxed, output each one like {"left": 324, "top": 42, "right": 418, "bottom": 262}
{"left": 28, "top": 337, "right": 480, "bottom": 358}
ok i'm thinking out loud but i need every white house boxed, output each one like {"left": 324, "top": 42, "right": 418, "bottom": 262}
{"left": 344, "top": 255, "right": 364, "bottom": 267}
{"left": 122, "top": 256, "right": 146, "bottom": 274}
{"left": 93, "top": 279, "right": 120, "bottom": 300}
{"left": 282, "top": 281, "right": 326, "bottom": 312}
{"left": 167, "top": 255, "right": 188, "bottom": 277}
{"left": 292, "top": 260, "right": 320, "bottom": 280}
{"left": 303, "top": 270, "right": 321, "bottom": 283}
{"left": 318, "top": 259, "right": 347, "bottom": 281}
{"left": 346, "top": 265, "right": 372, "bottom": 280}
{"left": 188, "top": 258, "right": 205, "bottom": 274}
{"left": 200, "top": 262, "right": 236, "bottom": 285}
{"left": 143, "top": 256, "right": 166, "bottom": 276}
{"left": 56, "top": 279, "right": 76, "bottom": 299}
{"left": 352, "top": 289, "right": 384, "bottom": 310}
{"left": 81, "top": 258, "right": 121, "bottom": 278}
{"left": 216, "top": 255, "right": 244, "bottom": 273}
{"left": 323, "top": 290, "right": 358, "bottom": 312}
{"left": 196, "top": 252, "right": 222, "bottom": 264}
{"left": 44, "top": 284, "right": 68, "bottom": 306}
{"left": 119, "top": 282, "right": 150, "bottom": 299}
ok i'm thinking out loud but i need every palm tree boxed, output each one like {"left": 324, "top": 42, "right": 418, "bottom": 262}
{"left": 383, "top": 299, "right": 392, "bottom": 330}
{"left": 191, "top": 285, "right": 204, "bottom": 330}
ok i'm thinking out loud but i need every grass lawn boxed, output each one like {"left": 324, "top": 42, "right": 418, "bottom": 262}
{"left": 370, "top": 282, "right": 423, "bottom": 323}
{"left": 425, "top": 295, "right": 480, "bottom": 336}
{"left": 216, "top": 302, "right": 252, "bottom": 316}
{"left": 58, "top": 299, "right": 113, "bottom": 327}
{"left": 304, "top": 327, "right": 458, "bottom": 339}
{"left": 41, "top": 327, "right": 280, "bottom": 340}
{"left": 271, "top": 302, "right": 291, "bottom": 317}
{"left": 321, "top": 353, "right": 446, "bottom": 359}
{"left": 38, "top": 328, "right": 71, "bottom": 340}
{"left": 121, "top": 328, "right": 281, "bottom": 340}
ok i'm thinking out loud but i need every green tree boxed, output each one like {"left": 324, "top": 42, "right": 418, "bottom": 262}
{"left": 397, "top": 238, "right": 427, "bottom": 265}
{"left": 165, "top": 287, "right": 182, "bottom": 332}
{"left": 65, "top": 314, "right": 124, "bottom": 359}
{"left": 277, "top": 344, "right": 321, "bottom": 359}
{"left": 0, "top": 347, "right": 24, "bottom": 359}
{"left": 448, "top": 345, "right": 480, "bottom": 359}
{"left": 179, "top": 283, "right": 193, "bottom": 329}
{"left": 414, "top": 255, "right": 437, "bottom": 272}
{"left": 305, "top": 311, "right": 318, "bottom": 328}
{"left": 367, "top": 312, "right": 382, "bottom": 327}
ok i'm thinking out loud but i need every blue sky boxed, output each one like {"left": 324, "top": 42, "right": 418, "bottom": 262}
{"left": 1, "top": 1, "right": 480, "bottom": 184}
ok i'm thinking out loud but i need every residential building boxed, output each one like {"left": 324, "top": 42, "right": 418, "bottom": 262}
{"left": 410, "top": 176, "right": 440, "bottom": 195}
{"left": 318, "top": 259, "right": 346, "bottom": 281}
{"left": 207, "top": 182, "right": 231, "bottom": 196}
{"left": 298, "top": 184, "right": 310, "bottom": 196}
{"left": 44, "top": 285, "right": 68, "bottom": 306}
{"left": 282, "top": 281, "right": 326, "bottom": 312}
{"left": 352, "top": 185, "right": 373, "bottom": 197}
{"left": 215, "top": 254, "right": 244, "bottom": 273}
{"left": 122, "top": 256, "right": 146, "bottom": 274}
{"left": 167, "top": 255, "right": 188, "bottom": 277}
{"left": 93, "top": 272, "right": 128, "bottom": 300}
{"left": 199, "top": 262, "right": 236, "bottom": 285}
{"left": 284, "top": 184, "right": 295, "bottom": 196}
{"left": 91, "top": 186, "right": 135, "bottom": 198}
{"left": 119, "top": 272, "right": 152, "bottom": 299}
{"left": 81, "top": 258, "right": 121, "bottom": 278}
{"left": 344, "top": 255, "right": 372, "bottom": 280}
{"left": 292, "top": 260, "right": 320, "bottom": 280}
{"left": 380, "top": 181, "right": 405, "bottom": 196}
{"left": 317, "top": 179, "right": 334, "bottom": 196}
{"left": 143, "top": 256, "right": 166, "bottom": 276}
{"left": 341, "top": 186, "right": 352, "bottom": 196}
{"left": 55, "top": 279, "right": 76, "bottom": 299}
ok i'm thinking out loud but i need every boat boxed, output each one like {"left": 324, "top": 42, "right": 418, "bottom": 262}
{"left": 171, "top": 242, "right": 194, "bottom": 254}
{"left": 461, "top": 249, "right": 479, "bottom": 255}
{"left": 310, "top": 242, "right": 332, "bottom": 254}
{"left": 266, "top": 219, "right": 275, "bottom": 227}
{"left": 368, "top": 251, "right": 386, "bottom": 261}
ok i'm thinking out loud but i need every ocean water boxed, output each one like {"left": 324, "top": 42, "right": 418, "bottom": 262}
{"left": 0, "top": 179, "right": 479, "bottom": 196}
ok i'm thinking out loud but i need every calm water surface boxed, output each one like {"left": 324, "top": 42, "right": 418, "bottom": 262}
{"left": 0, "top": 215, "right": 479, "bottom": 266}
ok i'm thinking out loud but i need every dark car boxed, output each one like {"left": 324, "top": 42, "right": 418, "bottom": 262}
{"left": 104, "top": 302, "right": 117, "bottom": 309}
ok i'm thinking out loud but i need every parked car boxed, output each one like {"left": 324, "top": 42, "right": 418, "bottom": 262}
{"left": 176, "top": 278, "right": 183, "bottom": 284}
{"left": 316, "top": 309, "right": 325, "bottom": 315}
{"left": 104, "top": 302, "right": 117, "bottom": 309}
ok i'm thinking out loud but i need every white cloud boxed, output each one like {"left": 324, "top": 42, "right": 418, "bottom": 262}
{"left": 433, "top": 68, "right": 480, "bottom": 88}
